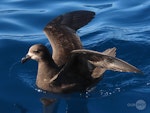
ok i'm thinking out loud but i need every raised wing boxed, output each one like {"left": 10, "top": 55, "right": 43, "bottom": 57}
{"left": 71, "top": 49, "right": 142, "bottom": 73}
{"left": 43, "top": 10, "right": 95, "bottom": 66}
{"left": 45, "top": 10, "right": 95, "bottom": 31}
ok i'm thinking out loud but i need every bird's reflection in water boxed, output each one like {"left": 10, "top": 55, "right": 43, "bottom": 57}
{"left": 40, "top": 98, "right": 58, "bottom": 113}
{"left": 40, "top": 95, "right": 89, "bottom": 113}
{"left": 13, "top": 103, "right": 28, "bottom": 113}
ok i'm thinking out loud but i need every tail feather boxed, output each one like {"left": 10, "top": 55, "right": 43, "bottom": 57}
{"left": 102, "top": 47, "right": 116, "bottom": 57}
{"left": 92, "top": 47, "right": 116, "bottom": 78}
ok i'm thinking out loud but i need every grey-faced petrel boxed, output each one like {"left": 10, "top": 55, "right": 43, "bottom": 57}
{"left": 21, "top": 10, "right": 141, "bottom": 93}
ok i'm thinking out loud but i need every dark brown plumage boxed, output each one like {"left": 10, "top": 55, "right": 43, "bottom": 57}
{"left": 21, "top": 10, "right": 141, "bottom": 93}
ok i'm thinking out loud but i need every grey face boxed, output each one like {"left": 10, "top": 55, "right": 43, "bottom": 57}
{"left": 21, "top": 44, "right": 50, "bottom": 63}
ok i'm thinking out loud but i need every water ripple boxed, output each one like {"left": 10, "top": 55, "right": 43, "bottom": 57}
{"left": 0, "top": 9, "right": 47, "bottom": 14}
{"left": 0, "top": 0, "right": 150, "bottom": 112}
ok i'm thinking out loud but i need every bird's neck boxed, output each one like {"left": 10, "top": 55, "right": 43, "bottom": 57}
{"left": 36, "top": 59, "right": 58, "bottom": 90}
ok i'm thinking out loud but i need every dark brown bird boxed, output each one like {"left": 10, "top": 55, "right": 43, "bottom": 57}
{"left": 21, "top": 10, "right": 141, "bottom": 93}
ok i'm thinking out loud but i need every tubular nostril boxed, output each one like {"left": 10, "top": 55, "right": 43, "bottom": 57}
{"left": 21, "top": 55, "right": 31, "bottom": 63}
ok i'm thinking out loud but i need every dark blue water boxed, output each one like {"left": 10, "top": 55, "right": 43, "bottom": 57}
{"left": 0, "top": 0, "right": 150, "bottom": 113}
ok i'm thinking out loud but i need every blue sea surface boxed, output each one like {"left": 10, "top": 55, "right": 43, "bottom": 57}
{"left": 0, "top": 0, "right": 150, "bottom": 113}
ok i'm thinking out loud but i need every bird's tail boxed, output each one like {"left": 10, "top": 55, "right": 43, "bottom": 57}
{"left": 91, "top": 47, "right": 117, "bottom": 78}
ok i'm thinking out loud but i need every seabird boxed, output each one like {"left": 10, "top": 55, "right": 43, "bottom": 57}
{"left": 21, "top": 10, "right": 141, "bottom": 93}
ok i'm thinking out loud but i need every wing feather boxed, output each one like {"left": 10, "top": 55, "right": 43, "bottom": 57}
{"left": 71, "top": 49, "right": 142, "bottom": 73}
{"left": 43, "top": 10, "right": 95, "bottom": 66}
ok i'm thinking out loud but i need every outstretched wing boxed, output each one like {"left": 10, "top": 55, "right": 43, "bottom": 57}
{"left": 71, "top": 49, "right": 142, "bottom": 73}
{"left": 45, "top": 10, "right": 95, "bottom": 31}
{"left": 43, "top": 10, "right": 95, "bottom": 66}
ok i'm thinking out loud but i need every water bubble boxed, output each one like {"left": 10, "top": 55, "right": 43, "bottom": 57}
{"left": 146, "top": 82, "right": 150, "bottom": 86}
{"left": 115, "top": 87, "right": 121, "bottom": 92}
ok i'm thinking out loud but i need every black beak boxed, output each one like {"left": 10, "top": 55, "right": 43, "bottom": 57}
{"left": 21, "top": 55, "right": 31, "bottom": 63}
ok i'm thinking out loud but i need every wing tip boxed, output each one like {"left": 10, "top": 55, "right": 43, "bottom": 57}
{"left": 70, "top": 10, "right": 95, "bottom": 16}
{"left": 43, "top": 10, "right": 95, "bottom": 31}
{"left": 133, "top": 68, "right": 143, "bottom": 74}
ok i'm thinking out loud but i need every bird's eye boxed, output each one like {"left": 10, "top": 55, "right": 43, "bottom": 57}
{"left": 33, "top": 50, "right": 40, "bottom": 53}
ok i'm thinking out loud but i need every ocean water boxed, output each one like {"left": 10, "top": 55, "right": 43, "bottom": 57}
{"left": 0, "top": 0, "right": 150, "bottom": 113}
